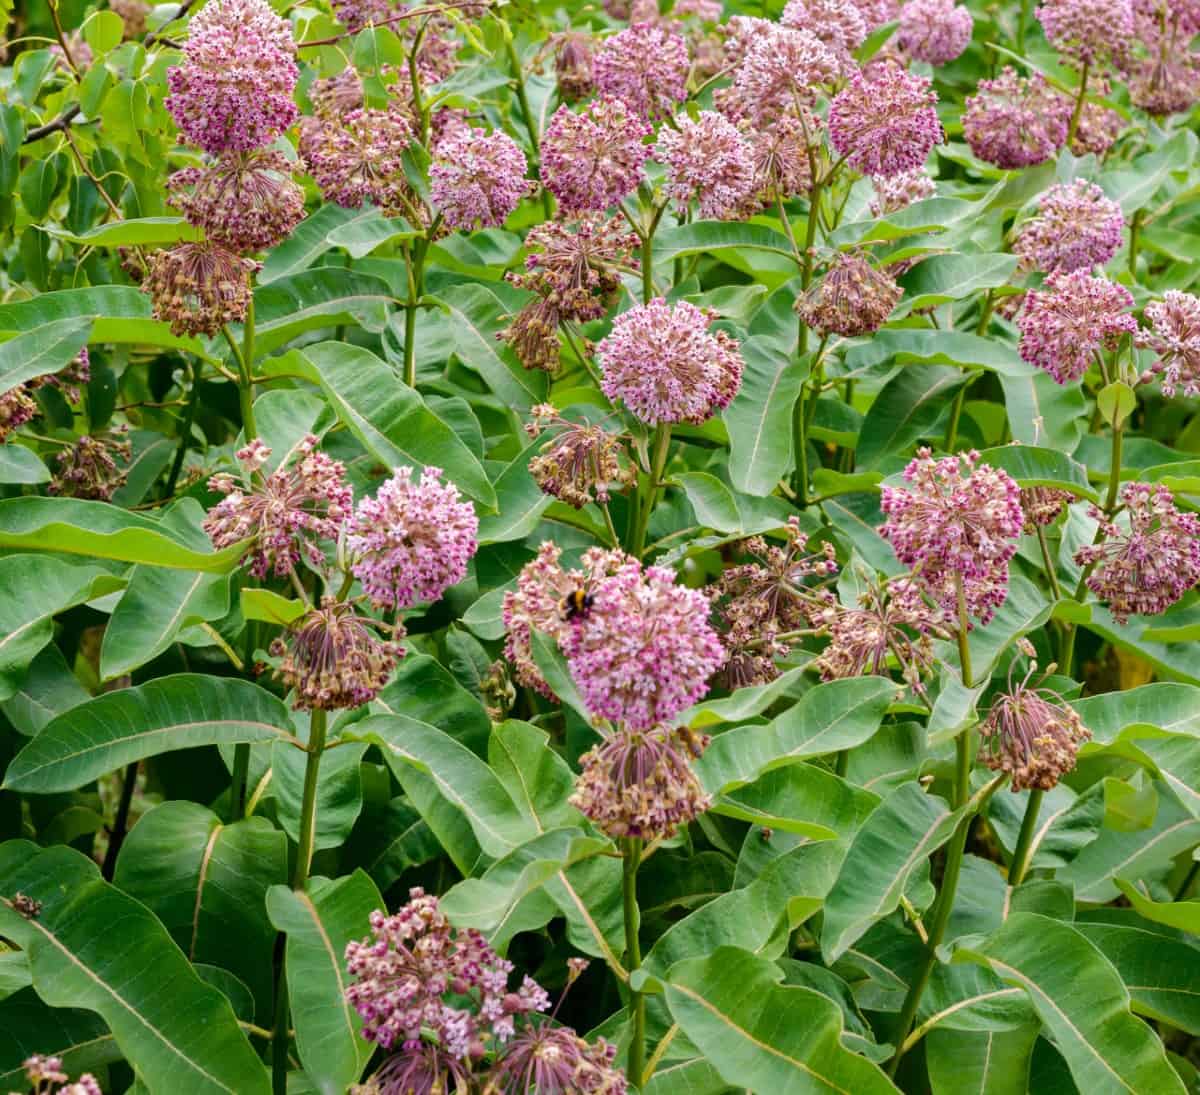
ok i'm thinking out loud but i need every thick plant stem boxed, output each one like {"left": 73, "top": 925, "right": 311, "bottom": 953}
{"left": 956, "top": 575, "right": 973, "bottom": 690}
{"left": 504, "top": 35, "right": 552, "bottom": 219}
{"left": 794, "top": 185, "right": 822, "bottom": 502}
{"left": 628, "top": 425, "right": 671, "bottom": 557}
{"left": 404, "top": 286, "right": 418, "bottom": 388}
{"left": 1066, "top": 61, "right": 1090, "bottom": 146}
{"left": 641, "top": 234, "right": 654, "bottom": 305}
{"left": 271, "top": 937, "right": 289, "bottom": 1095}
{"left": 291, "top": 709, "right": 328, "bottom": 891}
{"left": 1036, "top": 526, "right": 1063, "bottom": 602}
{"left": 622, "top": 837, "right": 646, "bottom": 1088}
{"left": 101, "top": 761, "right": 139, "bottom": 880}
{"left": 1008, "top": 788, "right": 1045, "bottom": 886}
{"left": 231, "top": 744, "right": 251, "bottom": 820}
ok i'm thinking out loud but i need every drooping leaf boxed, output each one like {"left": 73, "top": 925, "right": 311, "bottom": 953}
{"left": 0, "top": 317, "right": 93, "bottom": 396}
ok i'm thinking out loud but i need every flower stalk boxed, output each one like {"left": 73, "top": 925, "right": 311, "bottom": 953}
{"left": 621, "top": 836, "right": 646, "bottom": 1088}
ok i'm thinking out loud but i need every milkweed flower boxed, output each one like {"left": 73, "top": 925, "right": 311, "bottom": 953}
{"left": 1013, "top": 180, "right": 1124, "bottom": 274}
{"left": 869, "top": 168, "right": 935, "bottom": 216}
{"left": 593, "top": 21, "right": 689, "bottom": 120}
{"left": 731, "top": 24, "right": 841, "bottom": 124}
{"left": 526, "top": 405, "right": 636, "bottom": 509}
{"left": 1069, "top": 90, "right": 1124, "bottom": 157}
{"left": 144, "top": 241, "right": 257, "bottom": 336}
{"left": 165, "top": 0, "right": 299, "bottom": 154}
{"left": 299, "top": 108, "right": 415, "bottom": 216}
{"left": 20, "top": 1057, "right": 102, "bottom": 1095}
{"left": 1036, "top": 0, "right": 1135, "bottom": 66}
{"left": 730, "top": 111, "right": 819, "bottom": 214}
{"left": 1139, "top": 290, "right": 1200, "bottom": 397}
{"left": 979, "top": 665, "right": 1091, "bottom": 791}
{"left": 1017, "top": 271, "right": 1136, "bottom": 384}
{"left": 330, "top": 0, "right": 391, "bottom": 32}
{"left": 111, "top": 0, "right": 150, "bottom": 38}
{"left": 654, "top": 111, "right": 755, "bottom": 220}
{"left": 203, "top": 435, "right": 352, "bottom": 578}
{"left": 345, "top": 889, "right": 548, "bottom": 1054}
{"left": 430, "top": 128, "right": 531, "bottom": 230}
{"left": 797, "top": 252, "right": 903, "bottom": 338}
{"left": 569, "top": 724, "right": 712, "bottom": 840}
{"left": 1021, "top": 487, "right": 1073, "bottom": 530}
{"left": 1129, "top": 51, "right": 1200, "bottom": 115}
{"left": 49, "top": 430, "right": 132, "bottom": 501}
{"left": 781, "top": 0, "right": 869, "bottom": 54}
{"left": 880, "top": 449, "right": 1024, "bottom": 625}
{"left": 828, "top": 66, "right": 944, "bottom": 178}
{"left": 272, "top": 598, "right": 403, "bottom": 710}
{"left": 555, "top": 32, "right": 596, "bottom": 102}
{"left": 347, "top": 466, "right": 478, "bottom": 612}
{"left": 167, "top": 149, "right": 305, "bottom": 254}
{"left": 852, "top": 0, "right": 901, "bottom": 26}
{"left": 540, "top": 99, "right": 652, "bottom": 214}
{"left": 1075, "top": 484, "right": 1200, "bottom": 622}
{"left": 488, "top": 1021, "right": 627, "bottom": 1094}
{"left": 597, "top": 299, "right": 744, "bottom": 426}
{"left": 962, "top": 68, "right": 1069, "bottom": 169}
{"left": 897, "top": 0, "right": 973, "bottom": 64}
{"left": 561, "top": 556, "right": 725, "bottom": 729}
{"left": 0, "top": 388, "right": 37, "bottom": 442}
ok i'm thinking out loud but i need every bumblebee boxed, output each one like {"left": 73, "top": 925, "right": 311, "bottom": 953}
{"left": 674, "top": 725, "right": 706, "bottom": 759}
{"left": 561, "top": 588, "right": 595, "bottom": 621}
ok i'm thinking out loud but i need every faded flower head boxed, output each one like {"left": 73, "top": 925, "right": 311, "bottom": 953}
{"left": 167, "top": 149, "right": 306, "bottom": 254}
{"left": 897, "top": 0, "right": 974, "bottom": 64}
{"left": 111, "top": 0, "right": 150, "bottom": 39}
{"left": 430, "top": 128, "right": 531, "bottom": 230}
{"left": 357, "top": 1044, "right": 471, "bottom": 1095}
{"left": 330, "top": 0, "right": 391, "bottom": 32}
{"left": 654, "top": 111, "right": 755, "bottom": 221}
{"left": 731, "top": 111, "right": 818, "bottom": 214}
{"left": 714, "top": 517, "right": 838, "bottom": 687}
{"left": 144, "top": 241, "right": 257, "bottom": 336}
{"left": 1128, "top": 50, "right": 1200, "bottom": 115}
{"left": 300, "top": 109, "right": 415, "bottom": 216}
{"left": 203, "top": 435, "right": 352, "bottom": 579}
{"left": 345, "top": 888, "right": 548, "bottom": 1054}
{"left": 597, "top": 298, "right": 744, "bottom": 426}
{"left": 1017, "top": 271, "right": 1136, "bottom": 384}
{"left": 813, "top": 575, "right": 949, "bottom": 693}
{"left": 541, "top": 99, "right": 652, "bottom": 214}
{"left": 0, "top": 387, "right": 38, "bottom": 442}
{"left": 797, "top": 251, "right": 902, "bottom": 338}
{"left": 309, "top": 69, "right": 365, "bottom": 116}
{"left": 49, "top": 429, "right": 132, "bottom": 501}
{"left": 165, "top": 0, "right": 299, "bottom": 154}
{"left": 1139, "top": 290, "right": 1200, "bottom": 397}
{"left": 569, "top": 724, "right": 712, "bottom": 840}
{"left": 1021, "top": 486, "right": 1073, "bottom": 530}
{"left": 880, "top": 449, "right": 1024, "bottom": 624}
{"left": 731, "top": 24, "right": 841, "bottom": 124}
{"left": 781, "top": 0, "right": 869, "bottom": 54}
{"left": 1013, "top": 180, "right": 1124, "bottom": 275}
{"left": 501, "top": 296, "right": 565, "bottom": 373}
{"left": 1070, "top": 79, "right": 1125, "bottom": 156}
{"left": 526, "top": 405, "right": 635, "bottom": 509}
{"left": 347, "top": 466, "right": 478, "bottom": 612}
{"left": 870, "top": 168, "right": 935, "bottom": 216}
{"left": 488, "top": 1020, "right": 627, "bottom": 1095}
{"left": 1036, "top": 0, "right": 1135, "bottom": 66}
{"left": 963, "top": 68, "right": 1070, "bottom": 169}
{"left": 37, "top": 347, "right": 92, "bottom": 404}
{"left": 1075, "top": 483, "right": 1200, "bottom": 622}
{"left": 828, "top": 66, "right": 944, "bottom": 178}
{"left": 593, "top": 21, "right": 690, "bottom": 120}
{"left": 272, "top": 597, "right": 403, "bottom": 709}
{"left": 560, "top": 555, "right": 725, "bottom": 729}
{"left": 555, "top": 32, "right": 596, "bottom": 102}
{"left": 980, "top": 662, "right": 1090, "bottom": 791}
{"left": 501, "top": 543, "right": 629, "bottom": 698}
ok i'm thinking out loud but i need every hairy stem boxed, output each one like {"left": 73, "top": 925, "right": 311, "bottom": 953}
{"left": 622, "top": 837, "right": 646, "bottom": 1087}
{"left": 1008, "top": 788, "right": 1045, "bottom": 886}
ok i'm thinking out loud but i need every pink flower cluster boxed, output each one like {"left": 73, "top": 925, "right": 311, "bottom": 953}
{"left": 540, "top": 99, "right": 652, "bottom": 214}
{"left": 963, "top": 68, "right": 1070, "bottom": 169}
{"left": 165, "top": 0, "right": 299, "bottom": 154}
{"left": 1017, "top": 271, "right": 1136, "bottom": 384}
{"left": 430, "top": 128, "right": 530, "bottom": 230}
{"left": 19, "top": 1056, "right": 101, "bottom": 1095}
{"left": 880, "top": 449, "right": 1024, "bottom": 625}
{"left": 797, "top": 251, "right": 902, "bottom": 338}
{"left": 898, "top": 0, "right": 974, "bottom": 65}
{"left": 596, "top": 298, "right": 744, "bottom": 426}
{"left": 829, "top": 66, "right": 944, "bottom": 178}
{"left": 300, "top": 108, "right": 415, "bottom": 215}
{"left": 593, "top": 21, "right": 690, "bottom": 120}
{"left": 560, "top": 555, "right": 725, "bottom": 729}
{"left": 781, "top": 0, "right": 869, "bottom": 54}
{"left": 731, "top": 24, "right": 840, "bottom": 124}
{"left": 870, "top": 168, "right": 935, "bottom": 216}
{"left": 347, "top": 466, "right": 479, "bottom": 612}
{"left": 1075, "top": 484, "right": 1200, "bottom": 622}
{"left": 654, "top": 111, "right": 756, "bottom": 220}
{"left": 1014, "top": 180, "right": 1125, "bottom": 274}
{"left": 345, "top": 888, "right": 548, "bottom": 1055}
{"left": 1037, "top": 0, "right": 1135, "bottom": 66}
{"left": 1138, "top": 290, "right": 1200, "bottom": 397}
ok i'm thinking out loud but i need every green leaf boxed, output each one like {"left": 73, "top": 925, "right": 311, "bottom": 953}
{"left": 0, "top": 842, "right": 270, "bottom": 1094}
{"left": 1098, "top": 381, "right": 1137, "bottom": 428}
{"left": 0, "top": 989, "right": 118, "bottom": 1088}
{"left": 654, "top": 221, "right": 798, "bottom": 286}
{"left": 1073, "top": 683, "right": 1200, "bottom": 746}
{"left": 267, "top": 871, "right": 384, "bottom": 1095}
{"left": 348, "top": 797, "right": 441, "bottom": 892}
{"left": 5, "top": 675, "right": 298, "bottom": 794}
{"left": 696, "top": 677, "right": 897, "bottom": 793}
{"left": 725, "top": 335, "right": 805, "bottom": 495}
{"left": 345, "top": 714, "right": 534, "bottom": 856}
{"left": 266, "top": 343, "right": 496, "bottom": 509}
{"left": 0, "top": 643, "right": 90, "bottom": 737}
{"left": 1114, "top": 879, "right": 1200, "bottom": 934}
{"left": 325, "top": 208, "right": 418, "bottom": 257}
{"left": 250, "top": 269, "right": 393, "bottom": 356}
{"left": 424, "top": 283, "right": 549, "bottom": 410}
{"left": 663, "top": 946, "right": 900, "bottom": 1094}
{"left": 831, "top": 196, "right": 985, "bottom": 248}
{"left": 241, "top": 588, "right": 307, "bottom": 626}
{"left": 927, "top": 1026, "right": 1039, "bottom": 1095}
{"left": 476, "top": 440, "right": 553, "bottom": 544}
{"left": 0, "top": 443, "right": 50, "bottom": 484}
{"left": 113, "top": 801, "right": 287, "bottom": 1024}
{"left": 82, "top": 9, "right": 124, "bottom": 52}
{"left": 259, "top": 204, "right": 368, "bottom": 283}
{"left": 958, "top": 913, "right": 1187, "bottom": 1095}
{"left": 974, "top": 445, "right": 1095, "bottom": 500}
{"left": 844, "top": 329, "right": 1029, "bottom": 377}
{"left": 898, "top": 253, "right": 1019, "bottom": 310}
{"left": 676, "top": 471, "right": 794, "bottom": 536}
{"left": 42, "top": 218, "right": 203, "bottom": 247}
{"left": 856, "top": 366, "right": 970, "bottom": 470}
{"left": 998, "top": 367, "right": 1088, "bottom": 452}
{"left": 715, "top": 764, "right": 881, "bottom": 840}
{"left": 489, "top": 720, "right": 577, "bottom": 834}
{"left": 0, "top": 316, "right": 93, "bottom": 396}
{"left": 0, "top": 555, "right": 124, "bottom": 700}
{"left": 271, "top": 739, "right": 368, "bottom": 852}
{"left": 0, "top": 497, "right": 246, "bottom": 570}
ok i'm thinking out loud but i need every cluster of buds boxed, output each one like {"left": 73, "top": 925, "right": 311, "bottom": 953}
{"left": 796, "top": 251, "right": 903, "bottom": 338}
{"left": 525, "top": 404, "right": 635, "bottom": 509}
{"left": 48, "top": 428, "right": 132, "bottom": 501}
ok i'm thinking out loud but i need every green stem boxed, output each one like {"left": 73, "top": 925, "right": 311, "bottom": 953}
{"left": 164, "top": 360, "right": 200, "bottom": 500}
{"left": 410, "top": 19, "right": 430, "bottom": 144}
{"left": 1008, "top": 788, "right": 1045, "bottom": 887}
{"left": 291, "top": 709, "right": 328, "bottom": 891}
{"left": 628, "top": 425, "right": 671, "bottom": 557}
{"left": 956, "top": 574, "right": 973, "bottom": 690}
{"left": 1066, "top": 61, "right": 1090, "bottom": 147}
{"left": 641, "top": 232, "right": 654, "bottom": 306}
{"left": 1175, "top": 858, "right": 1200, "bottom": 901}
{"left": 231, "top": 743, "right": 251, "bottom": 821}
{"left": 1016, "top": 0, "right": 1033, "bottom": 45}
{"left": 794, "top": 184, "right": 823, "bottom": 502}
{"left": 1104, "top": 423, "right": 1124, "bottom": 513}
{"left": 101, "top": 761, "right": 139, "bottom": 880}
{"left": 622, "top": 837, "right": 646, "bottom": 1088}
{"left": 503, "top": 34, "right": 551, "bottom": 219}
{"left": 1036, "top": 525, "right": 1063, "bottom": 602}
{"left": 944, "top": 387, "right": 967, "bottom": 453}
{"left": 1128, "top": 209, "right": 1143, "bottom": 279}
{"left": 404, "top": 278, "right": 418, "bottom": 388}
{"left": 270, "top": 937, "right": 289, "bottom": 1095}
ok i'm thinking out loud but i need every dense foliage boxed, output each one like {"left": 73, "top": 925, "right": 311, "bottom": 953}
{"left": 2, "top": 0, "right": 1200, "bottom": 1092}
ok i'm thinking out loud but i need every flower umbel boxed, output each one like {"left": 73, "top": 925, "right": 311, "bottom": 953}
{"left": 962, "top": 68, "right": 1069, "bottom": 169}
{"left": 526, "top": 404, "right": 636, "bottom": 509}
{"left": 430, "top": 128, "right": 531, "bottom": 230}
{"left": 654, "top": 111, "right": 755, "bottom": 221}
{"left": 144, "top": 242, "right": 257, "bottom": 336}
{"left": 21, "top": 1056, "right": 102, "bottom": 1095}
{"left": 1138, "top": 290, "right": 1200, "bottom": 397}
{"left": 300, "top": 109, "right": 416, "bottom": 216}
{"left": 1013, "top": 180, "right": 1124, "bottom": 275}
{"left": 828, "top": 65, "right": 944, "bottom": 178}
{"left": 898, "top": 0, "right": 973, "bottom": 64}
{"left": 593, "top": 21, "right": 689, "bottom": 120}
{"left": 541, "top": 99, "right": 651, "bottom": 215}
{"left": 796, "top": 251, "right": 902, "bottom": 338}
{"left": 347, "top": 466, "right": 479, "bottom": 612}
{"left": 49, "top": 429, "right": 132, "bottom": 501}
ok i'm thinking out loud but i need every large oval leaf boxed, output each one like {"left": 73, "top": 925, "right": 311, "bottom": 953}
{"left": 0, "top": 316, "right": 92, "bottom": 396}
